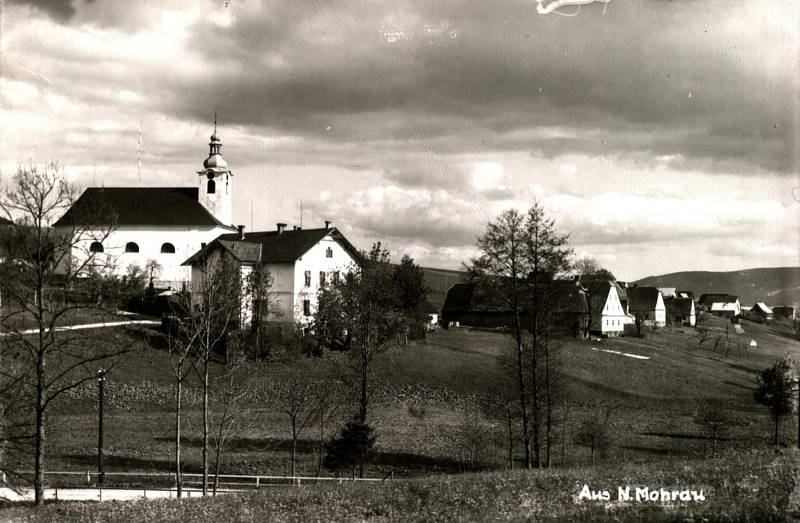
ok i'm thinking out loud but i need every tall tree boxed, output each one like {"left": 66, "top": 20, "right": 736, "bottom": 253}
{"left": 467, "top": 209, "right": 534, "bottom": 468}
{"left": 393, "top": 254, "right": 430, "bottom": 345}
{"left": 315, "top": 242, "right": 401, "bottom": 422}
{"left": 0, "top": 163, "right": 137, "bottom": 505}
{"left": 754, "top": 356, "right": 796, "bottom": 446}
{"left": 524, "top": 201, "right": 573, "bottom": 465}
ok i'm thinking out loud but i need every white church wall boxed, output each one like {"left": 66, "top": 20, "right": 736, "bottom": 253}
{"left": 69, "top": 225, "right": 231, "bottom": 288}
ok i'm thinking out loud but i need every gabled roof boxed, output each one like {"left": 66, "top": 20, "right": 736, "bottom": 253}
{"left": 441, "top": 280, "right": 589, "bottom": 315}
{"left": 751, "top": 302, "right": 773, "bottom": 315}
{"left": 627, "top": 286, "right": 663, "bottom": 313}
{"left": 183, "top": 227, "right": 360, "bottom": 266}
{"left": 583, "top": 280, "right": 614, "bottom": 316}
{"left": 698, "top": 293, "right": 739, "bottom": 307}
{"left": 53, "top": 187, "right": 233, "bottom": 228}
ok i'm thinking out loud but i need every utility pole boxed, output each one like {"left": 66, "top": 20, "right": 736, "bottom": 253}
{"left": 97, "top": 369, "right": 106, "bottom": 485}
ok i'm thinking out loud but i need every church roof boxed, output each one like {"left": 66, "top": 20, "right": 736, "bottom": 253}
{"left": 182, "top": 227, "right": 361, "bottom": 266}
{"left": 53, "top": 187, "right": 232, "bottom": 228}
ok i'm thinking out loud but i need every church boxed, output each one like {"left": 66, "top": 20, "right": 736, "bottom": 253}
{"left": 53, "top": 128, "right": 238, "bottom": 287}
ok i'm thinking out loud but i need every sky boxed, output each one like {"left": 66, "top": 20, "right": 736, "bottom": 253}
{"left": 1, "top": 0, "right": 798, "bottom": 280}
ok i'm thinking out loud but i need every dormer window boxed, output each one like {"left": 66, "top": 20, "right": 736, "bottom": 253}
{"left": 160, "top": 242, "right": 176, "bottom": 254}
{"left": 207, "top": 178, "right": 216, "bottom": 194}
{"left": 125, "top": 242, "right": 139, "bottom": 253}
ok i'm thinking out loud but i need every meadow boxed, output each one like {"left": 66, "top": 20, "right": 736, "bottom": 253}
{"left": 2, "top": 312, "right": 799, "bottom": 519}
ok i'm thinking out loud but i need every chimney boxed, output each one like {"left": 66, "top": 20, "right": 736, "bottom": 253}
{"left": 277, "top": 223, "right": 287, "bottom": 233}
{"left": 237, "top": 225, "right": 245, "bottom": 240}
{"left": 324, "top": 220, "right": 332, "bottom": 229}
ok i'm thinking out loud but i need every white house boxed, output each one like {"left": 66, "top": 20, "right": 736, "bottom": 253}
{"left": 586, "top": 280, "right": 629, "bottom": 336}
{"left": 53, "top": 128, "right": 237, "bottom": 288}
{"left": 183, "top": 224, "right": 360, "bottom": 326}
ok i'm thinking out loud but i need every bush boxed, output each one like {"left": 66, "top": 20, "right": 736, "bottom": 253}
{"left": 323, "top": 418, "right": 377, "bottom": 478}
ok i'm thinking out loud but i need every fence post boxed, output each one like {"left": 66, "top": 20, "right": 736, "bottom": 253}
{"left": 255, "top": 477, "right": 260, "bottom": 489}
{"left": 86, "top": 471, "right": 91, "bottom": 485}
{"left": 2, "top": 471, "right": 6, "bottom": 484}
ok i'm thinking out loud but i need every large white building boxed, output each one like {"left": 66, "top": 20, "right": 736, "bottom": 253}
{"left": 183, "top": 224, "right": 360, "bottom": 326}
{"left": 586, "top": 280, "right": 630, "bottom": 336}
{"left": 53, "top": 129, "right": 237, "bottom": 287}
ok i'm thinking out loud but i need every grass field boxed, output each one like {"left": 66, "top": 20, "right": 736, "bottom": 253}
{"left": 1, "top": 311, "right": 799, "bottom": 519}
{"left": 4, "top": 448, "right": 798, "bottom": 522}
{"left": 25, "top": 312, "right": 799, "bottom": 479}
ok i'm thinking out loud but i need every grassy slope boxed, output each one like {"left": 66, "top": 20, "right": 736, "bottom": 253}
{"left": 635, "top": 266, "right": 800, "bottom": 306}
{"left": 6, "top": 449, "right": 799, "bottom": 522}
{"left": 28, "top": 313, "right": 799, "bottom": 483}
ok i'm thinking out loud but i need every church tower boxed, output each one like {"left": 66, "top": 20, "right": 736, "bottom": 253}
{"left": 197, "top": 121, "right": 233, "bottom": 226}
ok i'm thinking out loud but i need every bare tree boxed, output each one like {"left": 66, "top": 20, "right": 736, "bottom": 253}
{"left": 273, "top": 366, "right": 318, "bottom": 477}
{"left": 0, "top": 163, "right": 137, "bottom": 505}
{"left": 692, "top": 400, "right": 731, "bottom": 458}
{"left": 179, "top": 254, "right": 242, "bottom": 496}
{"left": 210, "top": 336, "right": 257, "bottom": 495}
{"left": 573, "top": 404, "right": 616, "bottom": 467}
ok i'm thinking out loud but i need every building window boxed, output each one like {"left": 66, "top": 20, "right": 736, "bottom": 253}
{"left": 160, "top": 242, "right": 176, "bottom": 254}
{"left": 201, "top": 242, "right": 207, "bottom": 249}
{"left": 319, "top": 271, "right": 326, "bottom": 287}
{"left": 304, "top": 270, "right": 311, "bottom": 287}
{"left": 207, "top": 179, "right": 216, "bottom": 194}
{"left": 333, "top": 271, "right": 340, "bottom": 284}
{"left": 89, "top": 241, "right": 104, "bottom": 253}
{"left": 303, "top": 299, "right": 311, "bottom": 317}
{"left": 125, "top": 242, "right": 139, "bottom": 253}
{"left": 326, "top": 246, "right": 333, "bottom": 258}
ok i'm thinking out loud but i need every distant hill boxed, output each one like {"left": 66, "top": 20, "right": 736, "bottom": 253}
{"left": 421, "top": 267, "right": 466, "bottom": 310}
{"left": 635, "top": 267, "right": 800, "bottom": 306}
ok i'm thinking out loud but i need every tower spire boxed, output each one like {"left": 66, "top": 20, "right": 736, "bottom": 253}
{"left": 214, "top": 111, "right": 217, "bottom": 134}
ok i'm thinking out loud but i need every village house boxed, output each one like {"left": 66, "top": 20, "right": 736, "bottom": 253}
{"left": 585, "top": 280, "right": 630, "bottom": 337}
{"left": 698, "top": 294, "right": 741, "bottom": 317}
{"left": 183, "top": 223, "right": 360, "bottom": 327}
{"left": 627, "top": 286, "right": 667, "bottom": 327}
{"left": 440, "top": 279, "right": 590, "bottom": 337}
{"left": 744, "top": 302, "right": 774, "bottom": 322}
{"left": 53, "top": 128, "right": 237, "bottom": 288}
{"left": 664, "top": 296, "right": 696, "bottom": 327}
{"left": 772, "top": 306, "right": 795, "bottom": 319}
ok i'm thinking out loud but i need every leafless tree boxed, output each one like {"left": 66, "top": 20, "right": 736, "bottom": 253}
{"left": 210, "top": 336, "right": 258, "bottom": 495}
{"left": 178, "top": 254, "right": 242, "bottom": 496}
{"left": 0, "top": 162, "right": 137, "bottom": 505}
{"left": 272, "top": 366, "right": 319, "bottom": 477}
{"left": 573, "top": 403, "right": 616, "bottom": 467}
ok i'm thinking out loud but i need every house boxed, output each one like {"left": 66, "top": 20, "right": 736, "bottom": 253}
{"left": 676, "top": 290, "right": 694, "bottom": 299}
{"left": 53, "top": 128, "right": 237, "bottom": 288}
{"left": 183, "top": 223, "right": 360, "bottom": 326}
{"left": 584, "top": 280, "right": 629, "bottom": 337}
{"left": 627, "top": 286, "right": 666, "bottom": 327}
{"left": 698, "top": 294, "right": 741, "bottom": 317}
{"left": 658, "top": 287, "right": 676, "bottom": 298}
{"left": 744, "top": 302, "right": 773, "bottom": 321}
{"left": 772, "top": 306, "right": 795, "bottom": 319}
{"left": 440, "top": 279, "right": 590, "bottom": 337}
{"left": 664, "top": 296, "right": 696, "bottom": 326}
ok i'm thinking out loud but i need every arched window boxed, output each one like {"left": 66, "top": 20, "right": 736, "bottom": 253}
{"left": 160, "top": 242, "right": 176, "bottom": 254}
{"left": 207, "top": 179, "right": 216, "bottom": 194}
{"left": 125, "top": 242, "right": 139, "bottom": 253}
{"left": 89, "top": 241, "right": 104, "bottom": 253}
